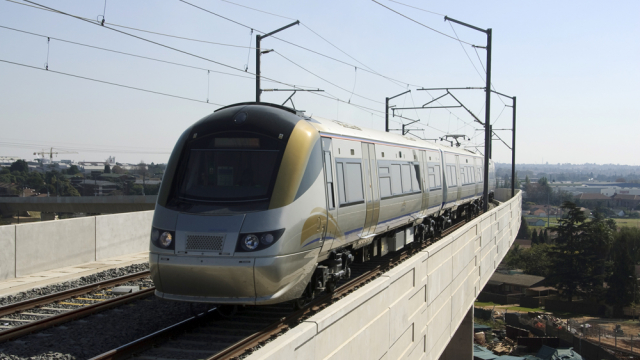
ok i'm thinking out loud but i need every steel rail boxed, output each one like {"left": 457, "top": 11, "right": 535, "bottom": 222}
{"left": 0, "top": 271, "right": 155, "bottom": 342}
{"left": 0, "top": 270, "right": 150, "bottom": 318}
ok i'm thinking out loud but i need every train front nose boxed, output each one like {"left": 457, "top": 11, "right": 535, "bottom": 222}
{"left": 152, "top": 213, "right": 258, "bottom": 304}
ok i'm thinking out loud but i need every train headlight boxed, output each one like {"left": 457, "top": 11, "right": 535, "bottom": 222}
{"left": 159, "top": 232, "right": 173, "bottom": 248}
{"left": 242, "top": 234, "right": 260, "bottom": 251}
{"left": 151, "top": 227, "right": 175, "bottom": 250}
{"left": 260, "top": 233, "right": 274, "bottom": 245}
{"left": 236, "top": 229, "right": 285, "bottom": 252}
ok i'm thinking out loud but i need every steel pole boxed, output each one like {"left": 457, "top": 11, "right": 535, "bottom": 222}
{"left": 385, "top": 97, "right": 389, "bottom": 132}
{"left": 255, "top": 35, "right": 261, "bottom": 102}
{"left": 482, "top": 28, "right": 492, "bottom": 211}
{"left": 511, "top": 96, "right": 516, "bottom": 198}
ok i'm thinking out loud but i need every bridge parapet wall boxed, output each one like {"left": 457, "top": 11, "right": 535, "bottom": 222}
{"left": 0, "top": 211, "right": 153, "bottom": 280}
{"left": 247, "top": 191, "right": 522, "bottom": 360}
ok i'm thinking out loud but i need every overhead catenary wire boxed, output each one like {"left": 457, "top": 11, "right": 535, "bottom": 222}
{"left": 10, "top": 0, "right": 495, "bottom": 143}
{"left": 0, "top": 25, "right": 263, "bottom": 81}
{"left": 384, "top": 0, "right": 445, "bottom": 17}
{"left": 0, "top": 59, "right": 225, "bottom": 106}
{"left": 274, "top": 51, "right": 384, "bottom": 105}
{"left": 370, "top": 0, "right": 476, "bottom": 46}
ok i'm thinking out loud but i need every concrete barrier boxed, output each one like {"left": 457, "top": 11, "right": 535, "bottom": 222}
{"left": 96, "top": 211, "right": 154, "bottom": 260}
{"left": 0, "top": 225, "right": 16, "bottom": 281}
{"left": 0, "top": 210, "right": 153, "bottom": 280}
{"left": 246, "top": 191, "right": 521, "bottom": 360}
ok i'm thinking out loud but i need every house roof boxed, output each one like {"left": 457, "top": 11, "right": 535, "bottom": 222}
{"left": 489, "top": 273, "right": 545, "bottom": 288}
{"left": 612, "top": 194, "right": 640, "bottom": 200}
{"left": 575, "top": 193, "right": 610, "bottom": 200}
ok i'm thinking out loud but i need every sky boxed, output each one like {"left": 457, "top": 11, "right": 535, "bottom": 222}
{"left": 0, "top": 0, "right": 638, "bottom": 165}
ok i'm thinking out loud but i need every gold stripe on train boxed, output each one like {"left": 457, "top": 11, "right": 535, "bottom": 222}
{"left": 269, "top": 120, "right": 320, "bottom": 210}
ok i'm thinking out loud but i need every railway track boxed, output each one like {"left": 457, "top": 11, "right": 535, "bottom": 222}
{"left": 0, "top": 270, "right": 153, "bottom": 343}
{"left": 90, "top": 214, "right": 475, "bottom": 360}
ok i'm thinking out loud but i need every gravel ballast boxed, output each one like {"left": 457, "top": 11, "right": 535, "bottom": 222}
{"left": 0, "top": 263, "right": 150, "bottom": 308}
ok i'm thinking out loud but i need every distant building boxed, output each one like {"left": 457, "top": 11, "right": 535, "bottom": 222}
{"left": 611, "top": 194, "right": 640, "bottom": 209}
{"left": 527, "top": 219, "right": 546, "bottom": 226}
{"left": 484, "top": 272, "right": 546, "bottom": 295}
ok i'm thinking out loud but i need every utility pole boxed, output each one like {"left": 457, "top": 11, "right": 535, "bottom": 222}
{"left": 385, "top": 90, "right": 410, "bottom": 132}
{"left": 512, "top": 97, "right": 516, "bottom": 198}
{"left": 444, "top": 16, "right": 492, "bottom": 211}
{"left": 256, "top": 20, "right": 299, "bottom": 102}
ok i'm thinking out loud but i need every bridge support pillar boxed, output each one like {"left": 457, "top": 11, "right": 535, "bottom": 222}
{"left": 439, "top": 306, "right": 474, "bottom": 360}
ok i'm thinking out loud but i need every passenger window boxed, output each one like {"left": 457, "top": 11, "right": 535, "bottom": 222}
{"left": 379, "top": 166, "right": 391, "bottom": 198}
{"left": 434, "top": 165, "right": 441, "bottom": 187}
{"left": 401, "top": 164, "right": 411, "bottom": 193}
{"left": 345, "top": 163, "right": 364, "bottom": 203}
{"left": 336, "top": 162, "right": 346, "bottom": 204}
{"left": 324, "top": 151, "right": 335, "bottom": 209}
{"left": 390, "top": 164, "right": 402, "bottom": 195}
{"left": 428, "top": 167, "right": 436, "bottom": 189}
{"left": 411, "top": 164, "right": 421, "bottom": 191}
{"left": 448, "top": 165, "right": 457, "bottom": 187}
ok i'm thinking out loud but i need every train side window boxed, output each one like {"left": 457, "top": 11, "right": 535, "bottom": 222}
{"left": 411, "top": 164, "right": 421, "bottom": 191}
{"left": 401, "top": 164, "right": 411, "bottom": 193}
{"left": 469, "top": 167, "right": 475, "bottom": 183}
{"left": 477, "top": 167, "right": 483, "bottom": 182}
{"left": 336, "top": 162, "right": 346, "bottom": 204}
{"left": 428, "top": 167, "right": 436, "bottom": 189}
{"left": 434, "top": 165, "right": 441, "bottom": 187}
{"left": 460, "top": 167, "right": 466, "bottom": 185}
{"left": 448, "top": 165, "right": 457, "bottom": 187}
{"left": 345, "top": 163, "right": 364, "bottom": 203}
{"left": 379, "top": 167, "right": 391, "bottom": 198}
{"left": 324, "top": 151, "right": 335, "bottom": 209}
{"left": 390, "top": 164, "right": 402, "bottom": 195}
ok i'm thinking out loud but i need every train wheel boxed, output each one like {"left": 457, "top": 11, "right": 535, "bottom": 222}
{"left": 326, "top": 281, "right": 337, "bottom": 293}
{"left": 292, "top": 298, "right": 306, "bottom": 310}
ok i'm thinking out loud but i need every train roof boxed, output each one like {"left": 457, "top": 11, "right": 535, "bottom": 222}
{"left": 307, "top": 115, "right": 481, "bottom": 158}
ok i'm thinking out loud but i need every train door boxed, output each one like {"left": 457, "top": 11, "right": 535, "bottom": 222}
{"left": 419, "top": 150, "right": 429, "bottom": 215}
{"left": 320, "top": 137, "right": 338, "bottom": 254}
{"left": 361, "top": 143, "right": 380, "bottom": 237}
{"left": 455, "top": 155, "right": 462, "bottom": 203}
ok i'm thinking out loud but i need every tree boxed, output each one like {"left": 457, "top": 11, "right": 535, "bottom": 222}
{"left": 68, "top": 165, "right": 81, "bottom": 175}
{"left": 9, "top": 159, "right": 28, "bottom": 173}
{"left": 517, "top": 216, "right": 532, "bottom": 240}
{"left": 531, "top": 229, "right": 538, "bottom": 245}
{"left": 112, "top": 165, "right": 125, "bottom": 174}
{"left": 606, "top": 234, "right": 636, "bottom": 313}
{"left": 543, "top": 229, "right": 549, "bottom": 244}
{"left": 104, "top": 164, "right": 111, "bottom": 173}
{"left": 546, "top": 201, "right": 594, "bottom": 302}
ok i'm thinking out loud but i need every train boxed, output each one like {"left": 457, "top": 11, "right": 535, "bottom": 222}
{"left": 149, "top": 102, "right": 495, "bottom": 307}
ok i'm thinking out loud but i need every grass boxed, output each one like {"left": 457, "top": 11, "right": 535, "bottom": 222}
{"left": 474, "top": 301, "right": 497, "bottom": 307}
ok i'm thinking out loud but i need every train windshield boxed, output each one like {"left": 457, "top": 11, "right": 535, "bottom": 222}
{"left": 175, "top": 133, "right": 283, "bottom": 203}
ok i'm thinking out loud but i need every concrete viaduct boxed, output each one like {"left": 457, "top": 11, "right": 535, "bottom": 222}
{"left": 0, "top": 190, "right": 521, "bottom": 359}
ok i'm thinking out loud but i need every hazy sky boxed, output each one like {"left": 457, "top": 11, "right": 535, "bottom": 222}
{"left": 0, "top": 0, "right": 638, "bottom": 165}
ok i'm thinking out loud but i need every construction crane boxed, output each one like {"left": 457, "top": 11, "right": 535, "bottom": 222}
{"left": 34, "top": 147, "right": 78, "bottom": 162}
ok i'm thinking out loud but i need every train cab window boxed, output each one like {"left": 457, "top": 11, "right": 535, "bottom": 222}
{"left": 175, "top": 133, "right": 282, "bottom": 203}
{"left": 336, "top": 161, "right": 364, "bottom": 205}
{"left": 324, "top": 151, "right": 335, "bottom": 209}
{"left": 447, "top": 165, "right": 457, "bottom": 187}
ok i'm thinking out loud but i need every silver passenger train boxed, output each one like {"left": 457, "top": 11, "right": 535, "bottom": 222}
{"left": 149, "top": 103, "right": 496, "bottom": 306}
